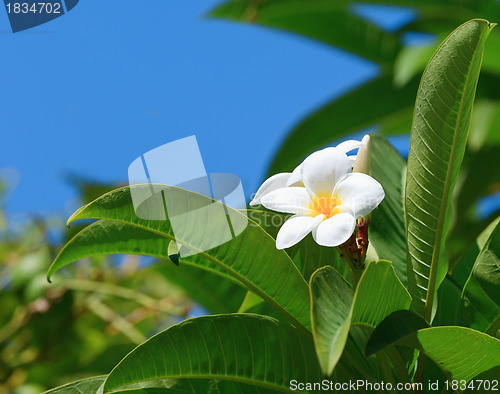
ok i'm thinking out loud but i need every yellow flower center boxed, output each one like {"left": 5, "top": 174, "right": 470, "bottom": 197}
{"left": 308, "top": 194, "right": 342, "bottom": 219}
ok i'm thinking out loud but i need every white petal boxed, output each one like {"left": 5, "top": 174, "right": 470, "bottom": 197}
{"left": 260, "top": 187, "right": 313, "bottom": 215}
{"left": 287, "top": 164, "right": 304, "bottom": 187}
{"left": 276, "top": 214, "right": 324, "bottom": 249}
{"left": 301, "top": 147, "right": 352, "bottom": 197}
{"left": 335, "top": 138, "right": 365, "bottom": 154}
{"left": 348, "top": 155, "right": 357, "bottom": 166}
{"left": 250, "top": 173, "right": 291, "bottom": 206}
{"left": 334, "top": 173, "right": 385, "bottom": 218}
{"left": 312, "top": 210, "right": 356, "bottom": 247}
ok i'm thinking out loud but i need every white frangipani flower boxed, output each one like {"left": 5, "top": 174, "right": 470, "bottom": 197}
{"left": 256, "top": 144, "right": 384, "bottom": 249}
{"left": 250, "top": 136, "right": 368, "bottom": 206}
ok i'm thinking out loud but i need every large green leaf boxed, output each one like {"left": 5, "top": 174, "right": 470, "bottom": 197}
{"left": 404, "top": 19, "right": 495, "bottom": 321}
{"left": 42, "top": 376, "right": 106, "bottom": 394}
{"left": 103, "top": 314, "right": 322, "bottom": 393}
{"left": 366, "top": 313, "right": 500, "bottom": 381}
{"left": 310, "top": 266, "right": 353, "bottom": 377}
{"left": 210, "top": 0, "right": 401, "bottom": 65}
{"left": 310, "top": 261, "right": 410, "bottom": 376}
{"left": 369, "top": 135, "right": 407, "bottom": 284}
{"left": 48, "top": 186, "right": 312, "bottom": 332}
{"left": 264, "top": 75, "right": 419, "bottom": 176}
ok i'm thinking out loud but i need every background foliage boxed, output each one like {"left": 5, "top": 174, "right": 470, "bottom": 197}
{"left": 2, "top": 0, "right": 500, "bottom": 392}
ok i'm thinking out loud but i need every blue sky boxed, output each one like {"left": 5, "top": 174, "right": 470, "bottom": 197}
{"left": 1, "top": 1, "right": 414, "bottom": 217}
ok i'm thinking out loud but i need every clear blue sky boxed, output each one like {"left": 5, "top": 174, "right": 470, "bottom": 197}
{"left": 1, "top": 1, "right": 415, "bottom": 217}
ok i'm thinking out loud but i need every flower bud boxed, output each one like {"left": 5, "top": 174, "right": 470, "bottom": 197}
{"left": 353, "top": 134, "right": 371, "bottom": 175}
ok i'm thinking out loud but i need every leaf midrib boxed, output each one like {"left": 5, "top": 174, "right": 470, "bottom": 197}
{"left": 105, "top": 374, "right": 295, "bottom": 394}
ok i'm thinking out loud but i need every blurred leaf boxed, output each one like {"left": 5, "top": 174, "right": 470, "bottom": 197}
{"left": 405, "top": 19, "right": 494, "bottom": 321}
{"left": 468, "top": 99, "right": 500, "bottom": 150}
{"left": 369, "top": 135, "right": 407, "bottom": 284}
{"left": 394, "top": 42, "right": 437, "bottom": 88}
{"left": 447, "top": 145, "right": 500, "bottom": 267}
{"left": 265, "top": 75, "right": 419, "bottom": 176}
{"left": 395, "top": 32, "right": 500, "bottom": 88}
{"left": 210, "top": 0, "right": 402, "bottom": 65}
{"left": 103, "top": 314, "right": 322, "bottom": 393}
{"left": 48, "top": 186, "right": 312, "bottom": 332}
{"left": 42, "top": 376, "right": 105, "bottom": 393}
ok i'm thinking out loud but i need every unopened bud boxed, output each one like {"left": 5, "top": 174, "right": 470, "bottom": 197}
{"left": 353, "top": 134, "right": 371, "bottom": 175}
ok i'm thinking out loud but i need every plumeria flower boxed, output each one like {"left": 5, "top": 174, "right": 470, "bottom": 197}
{"left": 250, "top": 137, "right": 367, "bottom": 206}
{"left": 253, "top": 138, "right": 384, "bottom": 249}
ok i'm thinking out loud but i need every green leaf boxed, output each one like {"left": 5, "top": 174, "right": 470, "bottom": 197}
{"left": 310, "top": 266, "right": 353, "bottom": 376}
{"left": 365, "top": 310, "right": 430, "bottom": 357}
{"left": 265, "top": 75, "right": 419, "bottom": 176}
{"left": 237, "top": 290, "right": 264, "bottom": 313}
{"left": 351, "top": 260, "right": 411, "bottom": 329}
{"left": 369, "top": 135, "right": 407, "bottom": 284}
{"left": 471, "top": 222, "right": 500, "bottom": 305}
{"left": 367, "top": 312, "right": 500, "bottom": 381}
{"left": 152, "top": 262, "right": 247, "bottom": 314}
{"left": 461, "top": 217, "right": 500, "bottom": 336}
{"left": 103, "top": 314, "right": 322, "bottom": 393}
{"left": 401, "top": 327, "right": 500, "bottom": 381}
{"left": 209, "top": 0, "right": 402, "bottom": 65}
{"left": 435, "top": 216, "right": 499, "bottom": 327}
{"left": 404, "top": 19, "right": 495, "bottom": 321}
{"left": 42, "top": 376, "right": 106, "bottom": 394}
{"left": 310, "top": 261, "right": 410, "bottom": 376}
{"left": 48, "top": 186, "right": 312, "bottom": 332}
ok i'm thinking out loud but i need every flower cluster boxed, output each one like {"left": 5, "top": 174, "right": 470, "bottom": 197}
{"left": 250, "top": 135, "right": 384, "bottom": 251}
